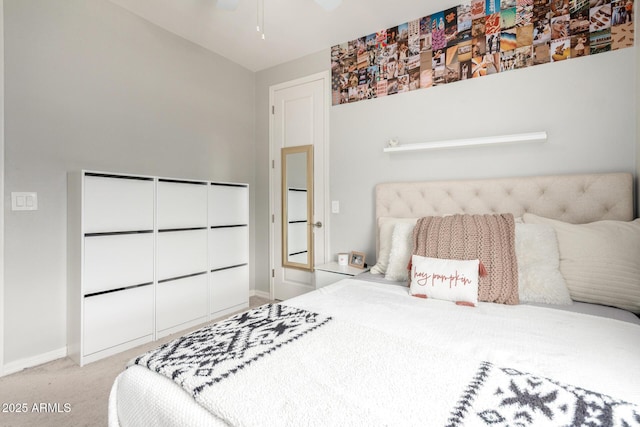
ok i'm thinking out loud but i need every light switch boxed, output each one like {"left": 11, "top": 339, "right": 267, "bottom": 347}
{"left": 331, "top": 200, "right": 340, "bottom": 214}
{"left": 12, "top": 192, "right": 38, "bottom": 211}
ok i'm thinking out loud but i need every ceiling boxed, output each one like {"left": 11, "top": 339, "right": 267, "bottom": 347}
{"left": 108, "top": 0, "right": 445, "bottom": 72}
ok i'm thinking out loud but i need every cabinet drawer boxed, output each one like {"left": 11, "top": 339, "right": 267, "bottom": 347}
{"left": 209, "top": 184, "right": 249, "bottom": 226}
{"left": 84, "top": 175, "right": 154, "bottom": 233}
{"left": 157, "top": 229, "right": 208, "bottom": 280}
{"left": 156, "top": 274, "right": 208, "bottom": 332}
{"left": 157, "top": 180, "right": 208, "bottom": 229}
{"left": 210, "top": 265, "right": 249, "bottom": 315}
{"left": 209, "top": 226, "right": 249, "bottom": 270}
{"left": 84, "top": 233, "right": 154, "bottom": 295}
{"left": 83, "top": 285, "right": 153, "bottom": 356}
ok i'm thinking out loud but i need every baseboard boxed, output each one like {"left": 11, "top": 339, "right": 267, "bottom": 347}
{"left": 2, "top": 346, "right": 68, "bottom": 377}
{"left": 249, "top": 289, "right": 271, "bottom": 300}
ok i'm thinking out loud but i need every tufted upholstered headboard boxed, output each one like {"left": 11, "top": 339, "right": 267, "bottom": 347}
{"left": 375, "top": 173, "right": 633, "bottom": 256}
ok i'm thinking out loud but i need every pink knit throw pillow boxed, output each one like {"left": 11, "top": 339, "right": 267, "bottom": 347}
{"left": 411, "top": 214, "right": 519, "bottom": 305}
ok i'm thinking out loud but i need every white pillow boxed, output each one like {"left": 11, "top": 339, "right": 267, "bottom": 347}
{"left": 522, "top": 214, "right": 640, "bottom": 314}
{"left": 385, "top": 222, "right": 415, "bottom": 281}
{"left": 370, "top": 217, "right": 417, "bottom": 275}
{"left": 515, "top": 223, "right": 572, "bottom": 305}
{"left": 409, "top": 255, "right": 479, "bottom": 306}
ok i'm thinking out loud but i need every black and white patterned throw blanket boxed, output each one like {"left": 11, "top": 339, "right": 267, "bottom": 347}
{"left": 133, "top": 303, "right": 331, "bottom": 397}
{"left": 447, "top": 361, "right": 640, "bottom": 427}
{"left": 129, "top": 302, "right": 639, "bottom": 426}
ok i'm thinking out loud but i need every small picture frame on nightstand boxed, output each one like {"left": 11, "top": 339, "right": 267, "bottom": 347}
{"left": 348, "top": 251, "right": 366, "bottom": 269}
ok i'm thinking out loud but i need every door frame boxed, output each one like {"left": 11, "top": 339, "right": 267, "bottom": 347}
{"left": 268, "top": 71, "right": 331, "bottom": 300}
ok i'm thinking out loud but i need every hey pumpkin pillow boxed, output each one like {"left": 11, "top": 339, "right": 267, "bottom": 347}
{"left": 412, "top": 214, "right": 519, "bottom": 305}
{"left": 409, "top": 255, "right": 480, "bottom": 306}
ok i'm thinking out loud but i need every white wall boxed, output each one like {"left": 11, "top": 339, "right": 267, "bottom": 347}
{"left": 329, "top": 49, "right": 637, "bottom": 264}
{"left": 255, "top": 20, "right": 637, "bottom": 294}
{"left": 3, "top": 0, "right": 255, "bottom": 367}
{"left": 0, "top": 0, "right": 5, "bottom": 375}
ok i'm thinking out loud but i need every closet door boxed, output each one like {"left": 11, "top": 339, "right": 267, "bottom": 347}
{"left": 209, "top": 183, "right": 250, "bottom": 317}
{"left": 80, "top": 173, "right": 155, "bottom": 364}
{"left": 156, "top": 179, "right": 209, "bottom": 337}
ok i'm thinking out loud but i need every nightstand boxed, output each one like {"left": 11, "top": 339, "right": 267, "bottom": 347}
{"left": 314, "top": 262, "right": 370, "bottom": 289}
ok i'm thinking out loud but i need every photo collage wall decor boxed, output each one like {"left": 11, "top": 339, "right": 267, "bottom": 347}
{"left": 331, "top": 0, "right": 635, "bottom": 105}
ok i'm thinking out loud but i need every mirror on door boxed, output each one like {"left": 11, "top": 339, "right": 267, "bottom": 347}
{"left": 281, "top": 145, "right": 314, "bottom": 271}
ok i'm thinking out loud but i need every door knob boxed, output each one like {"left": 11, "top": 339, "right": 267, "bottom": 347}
{"left": 312, "top": 221, "right": 323, "bottom": 228}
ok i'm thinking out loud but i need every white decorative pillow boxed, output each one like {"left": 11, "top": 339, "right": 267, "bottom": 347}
{"left": 409, "top": 255, "right": 479, "bottom": 306}
{"left": 522, "top": 214, "right": 640, "bottom": 314}
{"left": 515, "top": 223, "right": 572, "bottom": 305}
{"left": 370, "top": 217, "right": 417, "bottom": 275}
{"left": 385, "top": 222, "right": 415, "bottom": 281}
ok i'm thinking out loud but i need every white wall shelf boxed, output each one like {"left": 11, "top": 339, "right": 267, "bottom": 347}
{"left": 383, "top": 131, "right": 547, "bottom": 153}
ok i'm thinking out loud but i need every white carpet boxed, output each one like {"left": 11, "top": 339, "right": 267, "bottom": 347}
{"left": 0, "top": 297, "right": 271, "bottom": 427}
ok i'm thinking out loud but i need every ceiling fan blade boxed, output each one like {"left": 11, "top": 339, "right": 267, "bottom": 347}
{"left": 215, "top": 0, "right": 240, "bottom": 10}
{"left": 314, "top": 0, "right": 342, "bottom": 11}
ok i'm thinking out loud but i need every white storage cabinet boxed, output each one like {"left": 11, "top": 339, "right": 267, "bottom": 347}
{"left": 209, "top": 183, "right": 250, "bottom": 318}
{"left": 68, "top": 171, "right": 250, "bottom": 366}
{"left": 68, "top": 172, "right": 155, "bottom": 366}
{"left": 156, "top": 179, "right": 209, "bottom": 338}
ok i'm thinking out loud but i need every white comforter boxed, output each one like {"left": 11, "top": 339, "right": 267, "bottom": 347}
{"left": 109, "top": 279, "right": 640, "bottom": 426}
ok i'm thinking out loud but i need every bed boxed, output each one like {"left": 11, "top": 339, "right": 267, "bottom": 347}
{"left": 108, "top": 172, "right": 640, "bottom": 427}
